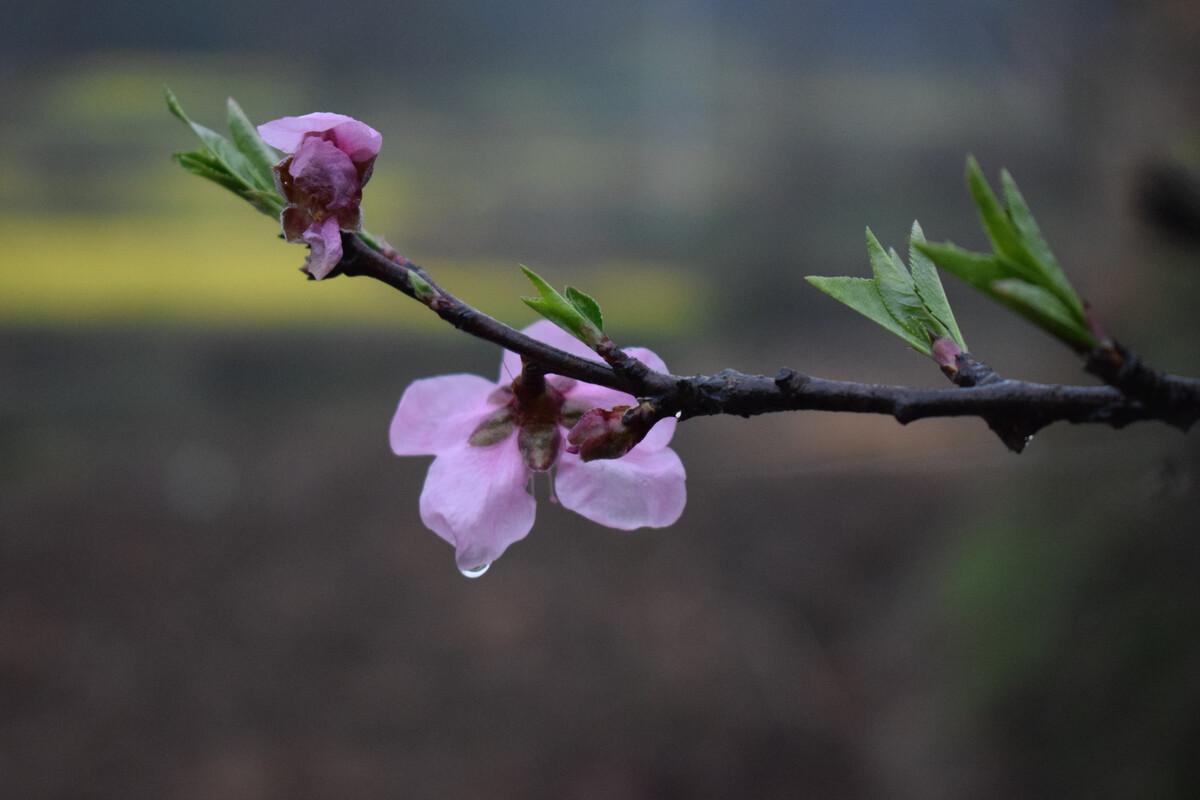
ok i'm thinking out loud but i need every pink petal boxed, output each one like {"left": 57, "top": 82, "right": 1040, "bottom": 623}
{"left": 301, "top": 217, "right": 343, "bottom": 280}
{"left": 560, "top": 345, "right": 676, "bottom": 451}
{"left": 555, "top": 446, "right": 686, "bottom": 530}
{"left": 280, "top": 205, "right": 309, "bottom": 242}
{"left": 637, "top": 416, "right": 677, "bottom": 452}
{"left": 500, "top": 320, "right": 598, "bottom": 383}
{"left": 390, "top": 374, "right": 499, "bottom": 456}
{"left": 258, "top": 113, "right": 382, "bottom": 168}
{"left": 330, "top": 120, "right": 383, "bottom": 167}
{"left": 258, "top": 113, "right": 355, "bottom": 152}
{"left": 419, "top": 439, "right": 535, "bottom": 571}
{"left": 620, "top": 346, "right": 669, "bottom": 376}
{"left": 500, "top": 321, "right": 677, "bottom": 450}
{"left": 289, "top": 137, "right": 360, "bottom": 212}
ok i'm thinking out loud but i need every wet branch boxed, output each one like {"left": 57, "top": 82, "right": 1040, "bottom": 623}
{"left": 337, "top": 234, "right": 1198, "bottom": 450}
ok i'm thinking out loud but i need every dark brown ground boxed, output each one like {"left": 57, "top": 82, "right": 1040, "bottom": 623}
{"left": 3, "top": 328, "right": 1199, "bottom": 799}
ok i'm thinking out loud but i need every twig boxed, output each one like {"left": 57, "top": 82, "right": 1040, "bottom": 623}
{"left": 336, "top": 234, "right": 1194, "bottom": 449}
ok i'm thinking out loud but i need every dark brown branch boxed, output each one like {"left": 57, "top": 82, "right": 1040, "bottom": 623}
{"left": 338, "top": 234, "right": 652, "bottom": 394}
{"left": 335, "top": 233, "right": 1193, "bottom": 446}
{"left": 1085, "top": 340, "right": 1200, "bottom": 430}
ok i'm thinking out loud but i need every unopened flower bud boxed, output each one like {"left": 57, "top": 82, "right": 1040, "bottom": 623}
{"left": 258, "top": 113, "right": 382, "bottom": 280}
{"left": 566, "top": 405, "right": 652, "bottom": 462}
{"left": 931, "top": 336, "right": 963, "bottom": 377}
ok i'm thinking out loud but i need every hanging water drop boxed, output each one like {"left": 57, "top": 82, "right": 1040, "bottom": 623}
{"left": 460, "top": 563, "right": 491, "bottom": 579}
{"left": 674, "top": 411, "right": 683, "bottom": 419}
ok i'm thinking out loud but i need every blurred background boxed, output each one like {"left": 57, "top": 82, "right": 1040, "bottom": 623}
{"left": 3, "top": 1, "right": 1200, "bottom": 797}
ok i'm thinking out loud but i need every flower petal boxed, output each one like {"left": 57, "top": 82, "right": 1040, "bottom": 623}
{"left": 419, "top": 438, "right": 535, "bottom": 570}
{"left": 555, "top": 447, "right": 686, "bottom": 530}
{"left": 280, "top": 205, "right": 309, "bottom": 242}
{"left": 257, "top": 113, "right": 382, "bottom": 175}
{"left": 289, "top": 137, "right": 361, "bottom": 213}
{"left": 301, "top": 216, "right": 343, "bottom": 280}
{"left": 258, "top": 113, "right": 358, "bottom": 153}
{"left": 390, "top": 374, "right": 499, "bottom": 456}
{"left": 500, "top": 319, "right": 599, "bottom": 383}
{"left": 330, "top": 120, "right": 383, "bottom": 169}
{"left": 637, "top": 416, "right": 677, "bottom": 452}
{"left": 561, "top": 345, "right": 676, "bottom": 451}
{"left": 500, "top": 321, "right": 677, "bottom": 450}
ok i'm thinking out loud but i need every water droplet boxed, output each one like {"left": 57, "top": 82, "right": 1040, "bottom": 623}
{"left": 674, "top": 411, "right": 683, "bottom": 419}
{"left": 460, "top": 563, "right": 490, "bottom": 579}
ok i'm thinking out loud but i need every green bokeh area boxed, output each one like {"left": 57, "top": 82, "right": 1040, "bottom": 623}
{"left": 4, "top": 5, "right": 1200, "bottom": 798}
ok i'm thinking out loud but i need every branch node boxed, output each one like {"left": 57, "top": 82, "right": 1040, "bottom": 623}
{"left": 1086, "top": 341, "right": 1200, "bottom": 430}
{"left": 952, "top": 353, "right": 1002, "bottom": 387}
{"left": 774, "top": 368, "right": 809, "bottom": 394}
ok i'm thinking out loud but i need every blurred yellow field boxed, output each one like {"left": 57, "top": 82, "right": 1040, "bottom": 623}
{"left": 0, "top": 211, "right": 703, "bottom": 332}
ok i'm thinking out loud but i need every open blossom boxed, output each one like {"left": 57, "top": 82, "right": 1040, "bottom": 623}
{"left": 257, "top": 113, "right": 382, "bottom": 280}
{"left": 390, "top": 320, "right": 686, "bottom": 573}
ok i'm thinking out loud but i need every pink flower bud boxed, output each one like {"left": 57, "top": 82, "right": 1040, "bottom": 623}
{"left": 931, "top": 336, "right": 963, "bottom": 377}
{"left": 566, "top": 405, "right": 650, "bottom": 462}
{"left": 257, "top": 113, "right": 382, "bottom": 280}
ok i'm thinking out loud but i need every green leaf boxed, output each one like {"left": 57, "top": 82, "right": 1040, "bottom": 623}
{"left": 226, "top": 97, "right": 280, "bottom": 191}
{"left": 240, "top": 189, "right": 287, "bottom": 217}
{"left": 173, "top": 151, "right": 284, "bottom": 216}
{"left": 165, "top": 87, "right": 260, "bottom": 192}
{"left": 564, "top": 286, "right": 603, "bottom": 330}
{"left": 914, "top": 241, "right": 1013, "bottom": 293}
{"left": 908, "top": 221, "right": 966, "bottom": 350}
{"left": 805, "top": 276, "right": 931, "bottom": 354}
{"left": 866, "top": 227, "right": 938, "bottom": 341}
{"left": 965, "top": 156, "right": 1091, "bottom": 322}
{"left": 966, "top": 156, "right": 1024, "bottom": 261}
{"left": 173, "top": 151, "right": 247, "bottom": 195}
{"left": 999, "top": 169, "right": 1084, "bottom": 321}
{"left": 519, "top": 265, "right": 603, "bottom": 346}
{"left": 990, "top": 279, "right": 1097, "bottom": 350}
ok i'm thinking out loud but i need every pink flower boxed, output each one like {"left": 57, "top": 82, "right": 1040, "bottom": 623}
{"left": 390, "top": 320, "right": 686, "bottom": 574}
{"left": 257, "top": 113, "right": 383, "bottom": 280}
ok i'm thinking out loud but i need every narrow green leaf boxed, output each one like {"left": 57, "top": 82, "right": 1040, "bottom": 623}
{"left": 173, "top": 151, "right": 246, "bottom": 195}
{"left": 174, "top": 151, "right": 284, "bottom": 216}
{"left": 866, "top": 227, "right": 937, "bottom": 340}
{"left": 1000, "top": 169, "right": 1085, "bottom": 321}
{"left": 907, "top": 221, "right": 966, "bottom": 350}
{"left": 564, "top": 286, "right": 604, "bottom": 330}
{"left": 966, "top": 156, "right": 1023, "bottom": 261}
{"left": 226, "top": 97, "right": 280, "bottom": 191}
{"left": 520, "top": 264, "right": 563, "bottom": 304}
{"left": 805, "top": 276, "right": 931, "bottom": 354}
{"left": 914, "top": 241, "right": 1013, "bottom": 292}
{"left": 164, "top": 86, "right": 190, "bottom": 125}
{"left": 240, "top": 189, "right": 287, "bottom": 217}
{"left": 990, "top": 279, "right": 1097, "bottom": 350}
{"left": 519, "top": 265, "right": 602, "bottom": 346}
{"left": 165, "top": 87, "right": 260, "bottom": 192}
{"left": 965, "top": 157, "right": 1055, "bottom": 291}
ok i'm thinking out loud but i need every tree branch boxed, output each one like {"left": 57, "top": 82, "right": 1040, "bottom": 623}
{"left": 336, "top": 234, "right": 1194, "bottom": 448}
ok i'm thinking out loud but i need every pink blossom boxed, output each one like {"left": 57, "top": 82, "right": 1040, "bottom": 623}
{"left": 390, "top": 321, "right": 686, "bottom": 573}
{"left": 257, "top": 113, "right": 382, "bottom": 280}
